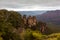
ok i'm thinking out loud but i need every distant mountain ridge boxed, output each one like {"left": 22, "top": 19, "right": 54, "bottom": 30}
{"left": 18, "top": 11, "right": 46, "bottom": 16}
{"left": 37, "top": 10, "right": 60, "bottom": 25}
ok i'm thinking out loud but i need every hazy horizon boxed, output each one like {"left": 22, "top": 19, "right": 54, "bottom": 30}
{"left": 19, "top": 11, "right": 46, "bottom": 16}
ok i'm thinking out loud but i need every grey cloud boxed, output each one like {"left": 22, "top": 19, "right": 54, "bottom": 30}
{"left": 0, "top": 0, "right": 60, "bottom": 8}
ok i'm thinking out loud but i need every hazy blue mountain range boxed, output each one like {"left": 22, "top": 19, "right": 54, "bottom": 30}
{"left": 18, "top": 11, "right": 46, "bottom": 16}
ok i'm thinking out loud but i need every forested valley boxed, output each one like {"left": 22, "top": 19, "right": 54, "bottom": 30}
{"left": 0, "top": 9, "right": 60, "bottom": 40}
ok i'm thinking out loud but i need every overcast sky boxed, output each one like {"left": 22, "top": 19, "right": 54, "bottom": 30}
{"left": 0, "top": 0, "right": 60, "bottom": 11}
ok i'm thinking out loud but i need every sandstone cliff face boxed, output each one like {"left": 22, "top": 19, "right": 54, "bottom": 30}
{"left": 22, "top": 15, "right": 37, "bottom": 27}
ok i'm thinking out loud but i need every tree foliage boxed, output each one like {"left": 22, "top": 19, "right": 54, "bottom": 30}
{"left": 0, "top": 9, "right": 22, "bottom": 40}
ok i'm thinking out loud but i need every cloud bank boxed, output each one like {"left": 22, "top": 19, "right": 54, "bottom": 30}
{"left": 0, "top": 0, "right": 60, "bottom": 11}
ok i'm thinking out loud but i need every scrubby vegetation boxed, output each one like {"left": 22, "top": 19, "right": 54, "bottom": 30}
{"left": 0, "top": 9, "right": 60, "bottom": 40}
